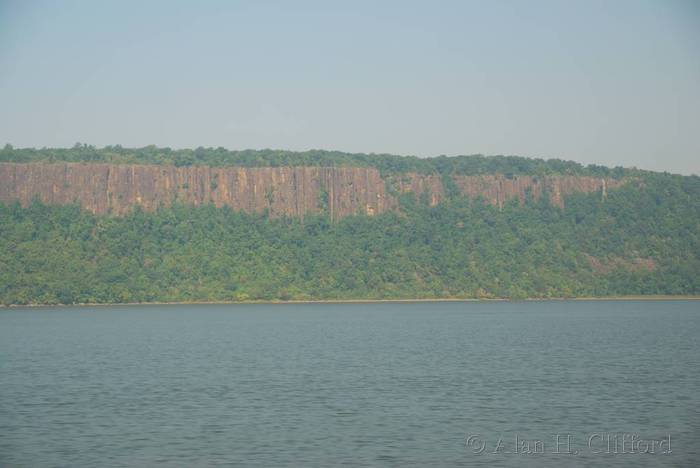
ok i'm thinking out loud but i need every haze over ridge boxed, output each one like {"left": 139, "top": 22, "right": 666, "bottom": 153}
{"left": 1, "top": 0, "right": 698, "bottom": 175}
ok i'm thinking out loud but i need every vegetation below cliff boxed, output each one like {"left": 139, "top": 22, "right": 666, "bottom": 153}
{"left": 1, "top": 168, "right": 698, "bottom": 305}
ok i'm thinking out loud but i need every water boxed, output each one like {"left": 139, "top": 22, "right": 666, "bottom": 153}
{"left": 1, "top": 301, "right": 698, "bottom": 467}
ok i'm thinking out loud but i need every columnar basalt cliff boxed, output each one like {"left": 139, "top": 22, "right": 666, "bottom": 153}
{"left": 451, "top": 174, "right": 626, "bottom": 209}
{"left": 0, "top": 162, "right": 626, "bottom": 218}
{"left": 0, "top": 163, "right": 388, "bottom": 219}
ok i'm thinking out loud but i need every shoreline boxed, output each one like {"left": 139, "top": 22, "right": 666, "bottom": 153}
{"left": 2, "top": 295, "right": 699, "bottom": 309}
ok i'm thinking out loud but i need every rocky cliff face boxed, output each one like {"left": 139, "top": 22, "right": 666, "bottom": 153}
{"left": 451, "top": 174, "right": 625, "bottom": 209}
{"left": 0, "top": 162, "right": 625, "bottom": 218}
{"left": 0, "top": 163, "right": 388, "bottom": 219}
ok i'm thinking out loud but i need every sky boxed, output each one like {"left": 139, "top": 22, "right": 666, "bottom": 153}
{"left": 0, "top": 0, "right": 698, "bottom": 175}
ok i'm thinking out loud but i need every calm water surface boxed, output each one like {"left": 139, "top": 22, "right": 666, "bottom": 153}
{"left": 1, "top": 301, "right": 699, "bottom": 467}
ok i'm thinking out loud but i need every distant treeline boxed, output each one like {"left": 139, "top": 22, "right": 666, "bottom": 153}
{"left": 1, "top": 169, "right": 698, "bottom": 305}
{"left": 1, "top": 144, "right": 631, "bottom": 178}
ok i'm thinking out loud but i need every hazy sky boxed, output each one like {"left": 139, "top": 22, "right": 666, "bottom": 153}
{"left": 1, "top": 0, "right": 698, "bottom": 174}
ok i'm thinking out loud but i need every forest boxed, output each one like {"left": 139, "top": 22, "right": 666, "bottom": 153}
{"left": 1, "top": 144, "right": 629, "bottom": 178}
{"left": 1, "top": 153, "right": 698, "bottom": 305}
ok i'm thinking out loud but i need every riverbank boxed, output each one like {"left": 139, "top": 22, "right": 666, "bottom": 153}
{"left": 2, "top": 295, "right": 699, "bottom": 308}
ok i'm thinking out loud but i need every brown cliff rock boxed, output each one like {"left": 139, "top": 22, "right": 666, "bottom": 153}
{"left": 0, "top": 163, "right": 388, "bottom": 219}
{"left": 0, "top": 162, "right": 627, "bottom": 217}
{"left": 452, "top": 174, "right": 625, "bottom": 208}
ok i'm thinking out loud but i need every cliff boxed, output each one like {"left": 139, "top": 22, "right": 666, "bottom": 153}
{"left": 0, "top": 162, "right": 626, "bottom": 218}
{"left": 451, "top": 174, "right": 625, "bottom": 209}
